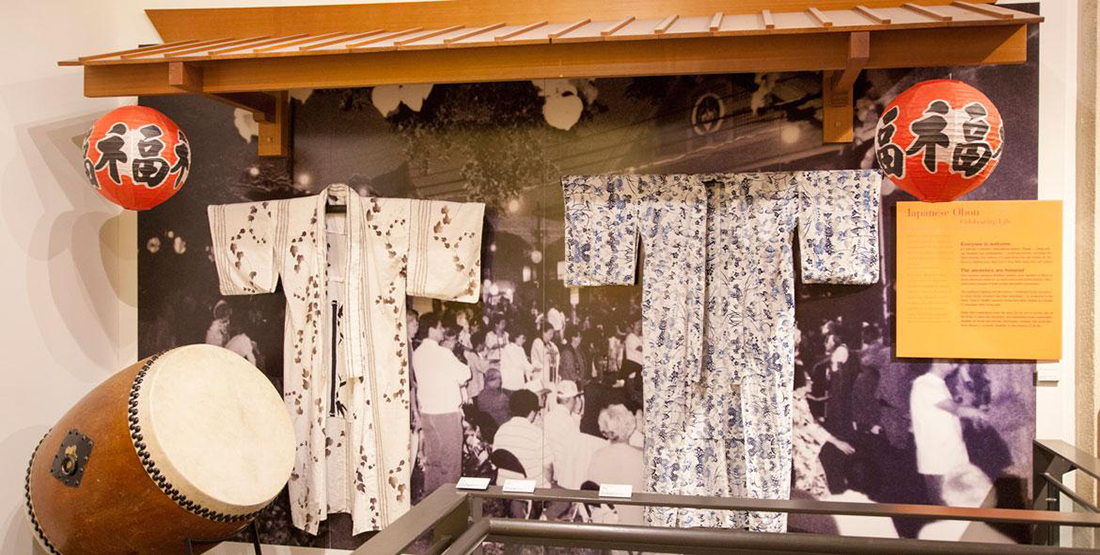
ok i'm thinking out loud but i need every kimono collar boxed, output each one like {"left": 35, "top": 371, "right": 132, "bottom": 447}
{"left": 320, "top": 183, "right": 353, "bottom": 209}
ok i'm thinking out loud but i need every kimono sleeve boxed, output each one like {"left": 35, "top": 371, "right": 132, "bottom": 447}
{"left": 207, "top": 201, "right": 280, "bottom": 295}
{"left": 561, "top": 175, "right": 640, "bottom": 287}
{"left": 407, "top": 199, "right": 486, "bottom": 303}
{"left": 796, "top": 170, "right": 882, "bottom": 285}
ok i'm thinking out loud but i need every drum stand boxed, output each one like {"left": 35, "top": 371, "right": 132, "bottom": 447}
{"left": 184, "top": 520, "right": 262, "bottom": 555}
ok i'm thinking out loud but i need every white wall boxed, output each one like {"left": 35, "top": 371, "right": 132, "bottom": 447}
{"left": 0, "top": 1, "right": 1082, "bottom": 555}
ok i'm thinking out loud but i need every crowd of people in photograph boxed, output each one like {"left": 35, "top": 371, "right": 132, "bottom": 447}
{"left": 407, "top": 293, "right": 648, "bottom": 524}
{"left": 791, "top": 316, "right": 1023, "bottom": 541}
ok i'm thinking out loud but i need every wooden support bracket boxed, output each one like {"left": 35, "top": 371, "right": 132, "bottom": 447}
{"left": 257, "top": 91, "right": 290, "bottom": 157}
{"left": 167, "top": 61, "right": 289, "bottom": 156}
{"left": 822, "top": 31, "right": 870, "bottom": 143}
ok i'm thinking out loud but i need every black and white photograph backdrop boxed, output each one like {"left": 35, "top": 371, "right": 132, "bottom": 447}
{"left": 138, "top": 5, "right": 1039, "bottom": 549}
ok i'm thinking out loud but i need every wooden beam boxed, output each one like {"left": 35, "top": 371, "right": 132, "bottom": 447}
{"left": 144, "top": 1, "right": 1004, "bottom": 41}
{"left": 77, "top": 40, "right": 198, "bottom": 62}
{"left": 654, "top": 15, "right": 678, "bottom": 34}
{"left": 709, "top": 12, "right": 724, "bottom": 32}
{"left": 808, "top": 7, "right": 834, "bottom": 27}
{"left": 496, "top": 21, "right": 548, "bottom": 42}
{"left": 854, "top": 5, "right": 890, "bottom": 24}
{"left": 549, "top": 19, "right": 591, "bottom": 40}
{"left": 300, "top": 30, "right": 384, "bottom": 50}
{"left": 394, "top": 25, "right": 465, "bottom": 47}
{"left": 210, "top": 92, "right": 277, "bottom": 122}
{"left": 445, "top": 23, "right": 507, "bottom": 44}
{"left": 902, "top": 3, "right": 953, "bottom": 22}
{"left": 347, "top": 28, "right": 424, "bottom": 49}
{"left": 167, "top": 61, "right": 203, "bottom": 92}
{"left": 208, "top": 34, "right": 310, "bottom": 56}
{"left": 120, "top": 37, "right": 240, "bottom": 59}
{"left": 254, "top": 31, "right": 348, "bottom": 53}
{"left": 952, "top": 1, "right": 1016, "bottom": 18}
{"left": 823, "top": 31, "right": 870, "bottom": 143}
{"left": 80, "top": 25, "right": 1028, "bottom": 97}
{"left": 257, "top": 91, "right": 290, "bottom": 157}
{"left": 601, "top": 16, "right": 635, "bottom": 37}
{"left": 761, "top": 10, "right": 776, "bottom": 30}
{"left": 163, "top": 36, "right": 271, "bottom": 58}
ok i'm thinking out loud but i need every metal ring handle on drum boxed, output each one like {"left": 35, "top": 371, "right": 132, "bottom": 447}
{"left": 127, "top": 353, "right": 267, "bottom": 524}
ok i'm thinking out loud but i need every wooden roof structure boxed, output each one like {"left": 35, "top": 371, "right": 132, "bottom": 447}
{"left": 59, "top": 1, "right": 1041, "bottom": 156}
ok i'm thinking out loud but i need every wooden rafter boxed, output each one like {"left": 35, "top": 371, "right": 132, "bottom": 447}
{"left": 808, "top": 7, "right": 834, "bottom": 27}
{"left": 602, "top": 17, "right": 636, "bottom": 37}
{"left": 854, "top": 5, "right": 891, "bottom": 24}
{"left": 708, "top": 12, "right": 724, "bottom": 32}
{"left": 761, "top": 10, "right": 776, "bottom": 30}
{"left": 902, "top": 3, "right": 953, "bottom": 21}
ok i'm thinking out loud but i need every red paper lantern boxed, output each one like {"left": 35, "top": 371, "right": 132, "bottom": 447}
{"left": 874, "top": 80, "right": 1003, "bottom": 202}
{"left": 82, "top": 106, "right": 190, "bottom": 210}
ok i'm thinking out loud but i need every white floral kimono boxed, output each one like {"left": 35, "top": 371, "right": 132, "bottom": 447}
{"left": 563, "top": 171, "right": 880, "bottom": 532}
{"left": 209, "top": 184, "right": 484, "bottom": 534}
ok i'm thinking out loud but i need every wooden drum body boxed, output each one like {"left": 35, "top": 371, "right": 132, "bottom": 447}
{"left": 26, "top": 345, "right": 295, "bottom": 555}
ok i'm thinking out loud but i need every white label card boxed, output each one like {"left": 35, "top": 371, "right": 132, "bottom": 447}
{"left": 456, "top": 477, "right": 490, "bottom": 490}
{"left": 599, "top": 483, "right": 634, "bottom": 498}
{"left": 502, "top": 479, "right": 537, "bottom": 493}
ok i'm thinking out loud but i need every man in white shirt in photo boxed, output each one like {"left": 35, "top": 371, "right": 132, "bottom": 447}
{"left": 500, "top": 329, "right": 532, "bottom": 395}
{"left": 909, "top": 361, "right": 988, "bottom": 504}
{"left": 412, "top": 312, "right": 471, "bottom": 496}
{"left": 493, "top": 389, "right": 554, "bottom": 487}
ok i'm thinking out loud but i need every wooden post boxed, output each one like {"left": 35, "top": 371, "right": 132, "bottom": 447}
{"left": 257, "top": 91, "right": 290, "bottom": 157}
{"left": 822, "top": 31, "right": 869, "bottom": 144}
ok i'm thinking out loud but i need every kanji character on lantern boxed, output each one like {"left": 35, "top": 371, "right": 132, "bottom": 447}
{"left": 875, "top": 106, "right": 905, "bottom": 179}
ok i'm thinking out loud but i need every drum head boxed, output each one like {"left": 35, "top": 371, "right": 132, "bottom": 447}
{"left": 136, "top": 345, "right": 294, "bottom": 517}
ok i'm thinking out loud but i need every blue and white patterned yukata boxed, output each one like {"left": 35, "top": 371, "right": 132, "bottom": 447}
{"left": 562, "top": 170, "right": 881, "bottom": 532}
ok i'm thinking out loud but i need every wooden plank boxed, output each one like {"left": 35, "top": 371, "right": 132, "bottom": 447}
{"left": 78, "top": 40, "right": 197, "bottom": 62}
{"left": 854, "top": 5, "right": 891, "bottom": 24}
{"left": 299, "top": 30, "right": 385, "bottom": 51}
{"left": 144, "top": 1, "right": 1002, "bottom": 42}
{"left": 445, "top": 23, "right": 506, "bottom": 44}
{"left": 346, "top": 28, "right": 424, "bottom": 49}
{"left": 654, "top": 14, "right": 679, "bottom": 34}
{"left": 495, "top": 21, "right": 548, "bottom": 41}
{"left": 602, "top": 16, "right": 635, "bottom": 36}
{"left": 162, "top": 36, "right": 270, "bottom": 58}
{"left": 808, "top": 7, "right": 834, "bottom": 27}
{"left": 254, "top": 31, "right": 348, "bottom": 52}
{"left": 208, "top": 34, "right": 311, "bottom": 56}
{"left": 167, "top": 61, "right": 203, "bottom": 92}
{"left": 952, "top": 1, "right": 1016, "bottom": 19}
{"left": 761, "top": 10, "right": 776, "bottom": 29}
{"left": 257, "top": 91, "right": 290, "bottom": 157}
{"left": 119, "top": 37, "right": 240, "bottom": 59}
{"left": 599, "top": 17, "right": 667, "bottom": 41}
{"left": 548, "top": 19, "right": 592, "bottom": 39}
{"left": 902, "top": 3, "right": 953, "bottom": 22}
{"left": 709, "top": 12, "right": 724, "bottom": 32}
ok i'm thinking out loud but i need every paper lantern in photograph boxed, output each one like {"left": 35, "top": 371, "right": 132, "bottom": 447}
{"left": 874, "top": 80, "right": 1003, "bottom": 202}
{"left": 82, "top": 106, "right": 190, "bottom": 210}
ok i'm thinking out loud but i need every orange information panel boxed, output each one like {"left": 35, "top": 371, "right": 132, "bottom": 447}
{"left": 896, "top": 200, "right": 1062, "bottom": 360}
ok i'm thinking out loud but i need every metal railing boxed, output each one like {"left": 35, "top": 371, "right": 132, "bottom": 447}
{"left": 355, "top": 439, "right": 1100, "bottom": 555}
{"left": 1035, "top": 439, "right": 1100, "bottom": 545}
